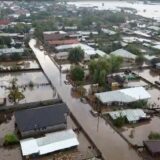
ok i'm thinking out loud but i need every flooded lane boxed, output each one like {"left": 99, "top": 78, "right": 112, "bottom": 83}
{"left": 122, "top": 117, "right": 160, "bottom": 146}
{"left": 30, "top": 39, "right": 141, "bottom": 160}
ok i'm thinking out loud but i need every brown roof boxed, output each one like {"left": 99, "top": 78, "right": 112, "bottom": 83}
{"left": 0, "top": 19, "right": 10, "bottom": 25}
{"left": 48, "top": 39, "right": 79, "bottom": 46}
{"left": 144, "top": 140, "right": 160, "bottom": 155}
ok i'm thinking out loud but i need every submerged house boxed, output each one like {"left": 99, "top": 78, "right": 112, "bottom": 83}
{"left": 15, "top": 103, "right": 69, "bottom": 138}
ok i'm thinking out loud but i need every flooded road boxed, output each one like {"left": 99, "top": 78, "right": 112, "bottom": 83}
{"left": 29, "top": 39, "right": 141, "bottom": 160}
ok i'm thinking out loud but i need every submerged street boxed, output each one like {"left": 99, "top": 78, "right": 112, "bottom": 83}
{"left": 29, "top": 39, "right": 141, "bottom": 160}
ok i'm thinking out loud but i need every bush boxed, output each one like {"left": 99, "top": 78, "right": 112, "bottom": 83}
{"left": 4, "top": 134, "right": 19, "bottom": 146}
{"left": 148, "top": 132, "right": 160, "bottom": 140}
{"left": 70, "top": 65, "right": 84, "bottom": 82}
{"left": 113, "top": 114, "right": 126, "bottom": 128}
{"left": 130, "top": 100, "right": 148, "bottom": 109}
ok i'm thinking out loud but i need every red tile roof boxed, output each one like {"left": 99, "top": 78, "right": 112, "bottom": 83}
{"left": 48, "top": 39, "right": 79, "bottom": 46}
{"left": 0, "top": 19, "right": 10, "bottom": 25}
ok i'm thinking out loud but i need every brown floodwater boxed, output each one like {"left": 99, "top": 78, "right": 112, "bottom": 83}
{"left": 134, "top": 69, "right": 160, "bottom": 84}
{"left": 122, "top": 116, "right": 160, "bottom": 146}
{"left": 30, "top": 39, "right": 141, "bottom": 160}
{"left": 0, "top": 60, "right": 40, "bottom": 70}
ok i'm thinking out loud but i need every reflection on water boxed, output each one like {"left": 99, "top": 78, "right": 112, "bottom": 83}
{"left": 68, "top": 1, "right": 160, "bottom": 20}
{"left": 0, "top": 71, "right": 57, "bottom": 105}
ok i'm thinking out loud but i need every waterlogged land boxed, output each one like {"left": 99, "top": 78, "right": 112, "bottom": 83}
{"left": 30, "top": 39, "right": 141, "bottom": 160}
{"left": 67, "top": 0, "right": 160, "bottom": 20}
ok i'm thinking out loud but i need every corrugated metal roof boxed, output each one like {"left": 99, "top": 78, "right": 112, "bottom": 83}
{"left": 110, "top": 48, "right": 136, "bottom": 60}
{"left": 20, "top": 129, "right": 79, "bottom": 156}
{"left": 95, "top": 87, "right": 151, "bottom": 104}
{"left": 108, "top": 109, "right": 146, "bottom": 122}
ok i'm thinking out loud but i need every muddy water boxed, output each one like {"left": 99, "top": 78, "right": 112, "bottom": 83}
{"left": 135, "top": 69, "right": 160, "bottom": 84}
{"left": 0, "top": 71, "right": 48, "bottom": 85}
{"left": 148, "top": 88, "right": 160, "bottom": 108}
{"left": 30, "top": 39, "right": 141, "bottom": 160}
{"left": 0, "top": 60, "right": 39, "bottom": 70}
{"left": 0, "top": 147, "right": 22, "bottom": 160}
{"left": 122, "top": 116, "right": 160, "bottom": 146}
{"left": 68, "top": 1, "right": 160, "bottom": 20}
{"left": 0, "top": 114, "right": 15, "bottom": 146}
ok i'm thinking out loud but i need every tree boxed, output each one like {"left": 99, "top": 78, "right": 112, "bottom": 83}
{"left": 4, "top": 134, "right": 19, "bottom": 146}
{"left": 113, "top": 113, "right": 126, "bottom": 128}
{"left": 135, "top": 54, "right": 144, "bottom": 67}
{"left": 99, "top": 70, "right": 106, "bottom": 86}
{"left": 8, "top": 78, "right": 25, "bottom": 104}
{"left": 88, "top": 55, "right": 123, "bottom": 86}
{"left": 68, "top": 47, "right": 84, "bottom": 64}
{"left": 126, "top": 44, "right": 142, "bottom": 56}
{"left": 148, "top": 132, "right": 160, "bottom": 140}
{"left": 109, "top": 55, "right": 123, "bottom": 73}
{"left": 70, "top": 65, "right": 84, "bottom": 82}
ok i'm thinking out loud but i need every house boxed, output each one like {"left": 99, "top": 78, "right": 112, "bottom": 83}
{"left": 0, "top": 19, "right": 10, "bottom": 29}
{"left": 110, "top": 49, "right": 136, "bottom": 61}
{"left": 155, "top": 63, "right": 160, "bottom": 70}
{"left": 15, "top": 103, "right": 69, "bottom": 138}
{"left": 55, "top": 52, "right": 69, "bottom": 60}
{"left": 95, "top": 87, "right": 151, "bottom": 105}
{"left": 0, "top": 47, "right": 24, "bottom": 55}
{"left": 20, "top": 129, "right": 79, "bottom": 158}
{"left": 0, "top": 89, "right": 6, "bottom": 105}
{"left": 101, "top": 28, "right": 116, "bottom": 35}
{"left": 55, "top": 43, "right": 96, "bottom": 61}
{"left": 144, "top": 140, "right": 160, "bottom": 157}
{"left": 43, "top": 31, "right": 67, "bottom": 41}
{"left": 48, "top": 39, "right": 79, "bottom": 47}
{"left": 108, "top": 109, "right": 150, "bottom": 124}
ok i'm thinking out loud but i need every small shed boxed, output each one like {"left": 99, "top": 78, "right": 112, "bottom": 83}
{"left": 144, "top": 140, "right": 160, "bottom": 156}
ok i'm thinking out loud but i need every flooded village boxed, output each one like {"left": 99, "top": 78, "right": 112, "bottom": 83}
{"left": 0, "top": 0, "right": 160, "bottom": 160}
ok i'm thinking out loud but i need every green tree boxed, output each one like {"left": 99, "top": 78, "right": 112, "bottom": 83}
{"left": 99, "top": 70, "right": 106, "bottom": 86}
{"left": 135, "top": 54, "right": 144, "bottom": 67}
{"left": 4, "top": 134, "right": 19, "bottom": 146}
{"left": 126, "top": 44, "right": 142, "bottom": 56}
{"left": 70, "top": 65, "right": 84, "bottom": 82}
{"left": 109, "top": 55, "right": 123, "bottom": 73}
{"left": 8, "top": 78, "right": 25, "bottom": 104}
{"left": 68, "top": 47, "right": 84, "bottom": 64}
{"left": 148, "top": 132, "right": 160, "bottom": 140}
{"left": 113, "top": 113, "right": 126, "bottom": 128}
{"left": 88, "top": 55, "right": 123, "bottom": 86}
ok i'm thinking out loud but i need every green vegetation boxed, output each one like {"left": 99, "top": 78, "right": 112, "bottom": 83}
{"left": 70, "top": 65, "right": 84, "bottom": 82}
{"left": 88, "top": 55, "right": 123, "bottom": 86}
{"left": 33, "top": 20, "right": 57, "bottom": 41}
{"left": 4, "top": 23, "right": 30, "bottom": 33}
{"left": 4, "top": 134, "right": 19, "bottom": 146}
{"left": 68, "top": 47, "right": 84, "bottom": 64}
{"left": 113, "top": 114, "right": 126, "bottom": 128}
{"left": 135, "top": 54, "right": 144, "bottom": 67}
{"left": 126, "top": 44, "right": 142, "bottom": 56}
{"left": 130, "top": 100, "right": 148, "bottom": 109}
{"left": 148, "top": 132, "right": 160, "bottom": 140}
{"left": 0, "top": 37, "right": 11, "bottom": 47}
{"left": 8, "top": 78, "right": 25, "bottom": 104}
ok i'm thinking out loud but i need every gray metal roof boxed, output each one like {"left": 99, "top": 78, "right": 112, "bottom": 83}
{"left": 15, "top": 103, "right": 69, "bottom": 132}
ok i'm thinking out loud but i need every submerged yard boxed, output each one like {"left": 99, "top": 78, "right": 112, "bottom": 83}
{"left": 0, "top": 71, "right": 57, "bottom": 105}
